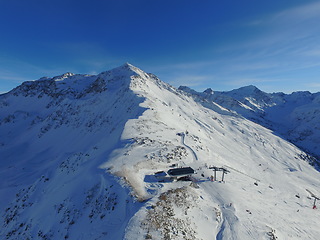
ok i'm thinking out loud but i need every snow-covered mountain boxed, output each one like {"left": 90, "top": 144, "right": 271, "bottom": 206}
{"left": 179, "top": 85, "right": 320, "bottom": 163}
{"left": 1, "top": 63, "right": 320, "bottom": 240}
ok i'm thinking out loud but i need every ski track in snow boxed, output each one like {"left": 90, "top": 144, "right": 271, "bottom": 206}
{"left": 201, "top": 183, "right": 240, "bottom": 240}
{"left": 180, "top": 132, "right": 198, "bottom": 161}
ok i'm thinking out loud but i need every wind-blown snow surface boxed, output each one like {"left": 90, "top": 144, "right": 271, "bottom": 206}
{"left": 1, "top": 64, "right": 320, "bottom": 239}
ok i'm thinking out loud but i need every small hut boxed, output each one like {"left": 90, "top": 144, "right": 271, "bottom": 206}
{"left": 167, "top": 167, "right": 195, "bottom": 180}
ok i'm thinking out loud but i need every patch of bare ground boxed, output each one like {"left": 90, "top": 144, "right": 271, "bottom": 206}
{"left": 141, "top": 187, "right": 202, "bottom": 240}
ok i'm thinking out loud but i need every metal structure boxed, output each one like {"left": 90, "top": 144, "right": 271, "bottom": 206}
{"left": 306, "top": 189, "right": 320, "bottom": 209}
{"left": 209, "top": 166, "right": 230, "bottom": 182}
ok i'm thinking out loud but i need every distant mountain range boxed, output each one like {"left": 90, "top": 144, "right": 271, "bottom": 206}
{"left": 1, "top": 63, "right": 319, "bottom": 239}
{"left": 179, "top": 85, "right": 320, "bottom": 163}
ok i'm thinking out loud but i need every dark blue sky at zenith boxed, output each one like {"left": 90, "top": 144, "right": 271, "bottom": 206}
{"left": 1, "top": 0, "right": 320, "bottom": 93}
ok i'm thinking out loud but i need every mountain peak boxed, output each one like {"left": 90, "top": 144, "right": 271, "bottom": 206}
{"left": 99, "top": 63, "right": 147, "bottom": 80}
{"left": 52, "top": 72, "right": 75, "bottom": 81}
{"left": 116, "top": 62, "right": 143, "bottom": 74}
{"left": 235, "top": 85, "right": 261, "bottom": 94}
{"left": 203, "top": 88, "right": 214, "bottom": 95}
{"left": 226, "top": 85, "right": 266, "bottom": 100}
{"left": 121, "top": 62, "right": 135, "bottom": 69}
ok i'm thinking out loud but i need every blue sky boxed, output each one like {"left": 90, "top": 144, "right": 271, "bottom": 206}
{"left": 1, "top": 0, "right": 320, "bottom": 94}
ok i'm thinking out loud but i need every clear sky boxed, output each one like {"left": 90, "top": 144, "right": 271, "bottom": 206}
{"left": 1, "top": 0, "right": 320, "bottom": 94}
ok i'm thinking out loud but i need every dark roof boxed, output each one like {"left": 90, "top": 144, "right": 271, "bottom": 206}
{"left": 167, "top": 167, "right": 194, "bottom": 176}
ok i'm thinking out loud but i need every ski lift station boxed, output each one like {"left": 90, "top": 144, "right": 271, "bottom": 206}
{"left": 155, "top": 167, "right": 195, "bottom": 181}
{"left": 168, "top": 167, "right": 195, "bottom": 177}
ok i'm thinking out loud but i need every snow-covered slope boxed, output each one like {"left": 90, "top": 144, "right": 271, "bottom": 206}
{"left": 1, "top": 64, "right": 320, "bottom": 240}
{"left": 180, "top": 85, "right": 320, "bottom": 163}
{"left": 0, "top": 63, "right": 149, "bottom": 239}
